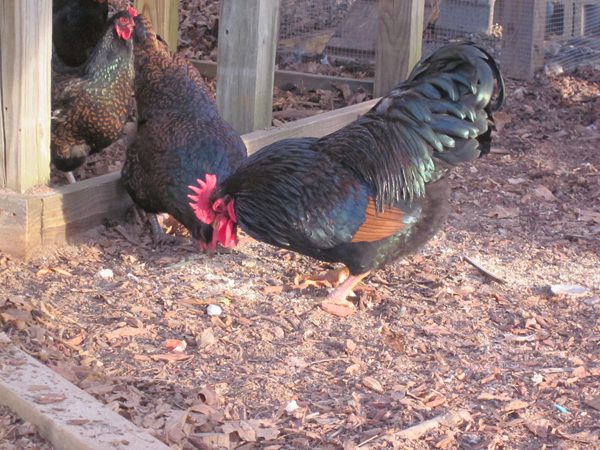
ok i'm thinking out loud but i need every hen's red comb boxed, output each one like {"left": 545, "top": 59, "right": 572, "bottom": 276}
{"left": 188, "top": 174, "right": 218, "bottom": 225}
{"left": 128, "top": 6, "right": 138, "bottom": 18}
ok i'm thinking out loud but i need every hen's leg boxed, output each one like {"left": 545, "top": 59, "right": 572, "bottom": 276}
{"left": 148, "top": 213, "right": 180, "bottom": 245}
{"left": 321, "top": 271, "right": 370, "bottom": 314}
{"left": 65, "top": 172, "right": 77, "bottom": 184}
{"left": 295, "top": 266, "right": 350, "bottom": 289}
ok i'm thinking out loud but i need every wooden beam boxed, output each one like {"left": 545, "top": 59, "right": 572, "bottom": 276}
{"left": 0, "top": 0, "right": 52, "bottom": 193}
{"left": 500, "top": 0, "right": 545, "bottom": 80}
{"left": 133, "top": 0, "right": 180, "bottom": 51}
{"left": 374, "top": 0, "right": 423, "bottom": 97}
{"left": 192, "top": 60, "right": 374, "bottom": 94}
{"left": 0, "top": 193, "right": 42, "bottom": 260}
{"left": 0, "top": 338, "right": 169, "bottom": 450}
{"left": 242, "top": 98, "right": 378, "bottom": 154}
{"left": 216, "top": 0, "right": 280, "bottom": 134}
{"left": 37, "top": 171, "right": 132, "bottom": 247}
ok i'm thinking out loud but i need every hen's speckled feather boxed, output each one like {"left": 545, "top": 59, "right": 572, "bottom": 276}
{"left": 51, "top": 9, "right": 135, "bottom": 173}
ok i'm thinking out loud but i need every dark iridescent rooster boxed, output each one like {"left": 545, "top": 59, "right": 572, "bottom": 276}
{"left": 189, "top": 42, "right": 505, "bottom": 314}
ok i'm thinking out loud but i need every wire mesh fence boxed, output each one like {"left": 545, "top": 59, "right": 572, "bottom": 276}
{"left": 543, "top": 0, "right": 600, "bottom": 72}
{"left": 274, "top": 0, "right": 600, "bottom": 76}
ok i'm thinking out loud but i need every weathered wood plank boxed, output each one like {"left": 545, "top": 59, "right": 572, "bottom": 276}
{"left": 36, "top": 171, "right": 132, "bottom": 247}
{"left": 133, "top": 0, "right": 180, "bottom": 51}
{"left": 0, "top": 0, "right": 52, "bottom": 193}
{"left": 0, "top": 193, "right": 42, "bottom": 260}
{"left": 374, "top": 0, "right": 423, "bottom": 96}
{"left": 216, "top": 0, "right": 280, "bottom": 134}
{"left": 0, "top": 337, "right": 169, "bottom": 450}
{"left": 243, "top": 98, "right": 378, "bottom": 154}
{"left": 192, "top": 60, "right": 374, "bottom": 94}
{"left": 500, "top": 0, "right": 545, "bottom": 80}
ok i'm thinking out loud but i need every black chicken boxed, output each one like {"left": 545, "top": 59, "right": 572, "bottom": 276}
{"left": 122, "top": 14, "right": 247, "bottom": 243}
{"left": 53, "top": 0, "right": 109, "bottom": 67}
{"left": 189, "top": 42, "right": 504, "bottom": 314}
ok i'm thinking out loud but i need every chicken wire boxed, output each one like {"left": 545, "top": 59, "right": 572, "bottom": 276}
{"left": 544, "top": 1, "right": 600, "bottom": 71}
{"left": 275, "top": 0, "right": 600, "bottom": 77}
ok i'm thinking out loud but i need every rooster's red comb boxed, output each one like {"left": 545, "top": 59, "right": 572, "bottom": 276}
{"left": 128, "top": 6, "right": 138, "bottom": 18}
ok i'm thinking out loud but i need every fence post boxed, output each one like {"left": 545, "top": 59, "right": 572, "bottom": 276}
{"left": 500, "top": 0, "right": 545, "bottom": 80}
{"left": 374, "top": 0, "right": 423, "bottom": 97}
{"left": 133, "top": 0, "right": 180, "bottom": 51}
{"left": 216, "top": 0, "right": 280, "bottom": 134}
{"left": 0, "top": 0, "right": 52, "bottom": 193}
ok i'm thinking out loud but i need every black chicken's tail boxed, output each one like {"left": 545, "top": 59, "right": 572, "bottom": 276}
{"left": 317, "top": 41, "right": 505, "bottom": 211}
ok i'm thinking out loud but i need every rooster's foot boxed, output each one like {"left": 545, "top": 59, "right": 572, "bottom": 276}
{"left": 320, "top": 271, "right": 371, "bottom": 317}
{"left": 294, "top": 266, "right": 350, "bottom": 289}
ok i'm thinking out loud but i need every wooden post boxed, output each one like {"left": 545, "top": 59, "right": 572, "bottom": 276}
{"left": 374, "top": 0, "right": 423, "bottom": 97}
{"left": 216, "top": 0, "right": 280, "bottom": 134}
{"left": 500, "top": 0, "right": 545, "bottom": 80}
{"left": 133, "top": 0, "right": 180, "bottom": 51}
{"left": 0, "top": 0, "right": 52, "bottom": 193}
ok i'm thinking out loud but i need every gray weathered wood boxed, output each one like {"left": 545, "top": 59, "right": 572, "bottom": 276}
{"left": 0, "top": 338, "right": 169, "bottom": 450}
{"left": 216, "top": 0, "right": 280, "bottom": 134}
{"left": 374, "top": 0, "right": 423, "bottom": 96}
{"left": 500, "top": 0, "right": 545, "bottom": 80}
{"left": 0, "top": 0, "right": 52, "bottom": 193}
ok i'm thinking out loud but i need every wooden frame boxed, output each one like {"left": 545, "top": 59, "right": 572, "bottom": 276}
{"left": 216, "top": 0, "right": 280, "bottom": 134}
{"left": 0, "top": 99, "right": 378, "bottom": 259}
{"left": 133, "top": 0, "right": 180, "bottom": 50}
{"left": 0, "top": 0, "right": 52, "bottom": 193}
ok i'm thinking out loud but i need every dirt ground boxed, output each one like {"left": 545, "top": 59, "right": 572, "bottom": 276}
{"left": 3, "top": 2, "right": 600, "bottom": 449}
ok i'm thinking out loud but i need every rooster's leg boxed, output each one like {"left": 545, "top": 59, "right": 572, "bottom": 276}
{"left": 65, "top": 172, "right": 77, "bottom": 184}
{"left": 321, "top": 271, "right": 370, "bottom": 314}
{"left": 295, "top": 266, "right": 350, "bottom": 289}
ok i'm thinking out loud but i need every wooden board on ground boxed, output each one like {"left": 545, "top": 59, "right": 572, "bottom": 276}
{"left": 0, "top": 333, "right": 169, "bottom": 450}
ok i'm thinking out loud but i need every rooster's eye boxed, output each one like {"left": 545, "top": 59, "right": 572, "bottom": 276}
{"left": 118, "top": 17, "right": 129, "bottom": 25}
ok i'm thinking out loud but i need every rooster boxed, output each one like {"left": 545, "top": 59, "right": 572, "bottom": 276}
{"left": 53, "top": 0, "right": 109, "bottom": 67}
{"left": 51, "top": 7, "right": 137, "bottom": 183}
{"left": 189, "top": 42, "right": 504, "bottom": 314}
{"left": 122, "top": 14, "right": 247, "bottom": 243}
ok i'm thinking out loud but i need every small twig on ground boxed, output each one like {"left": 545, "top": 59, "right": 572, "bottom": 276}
{"left": 462, "top": 255, "right": 507, "bottom": 284}
{"left": 387, "top": 409, "right": 472, "bottom": 441}
{"left": 307, "top": 357, "right": 349, "bottom": 367}
{"left": 250, "top": 315, "right": 295, "bottom": 332}
{"left": 113, "top": 225, "right": 141, "bottom": 246}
